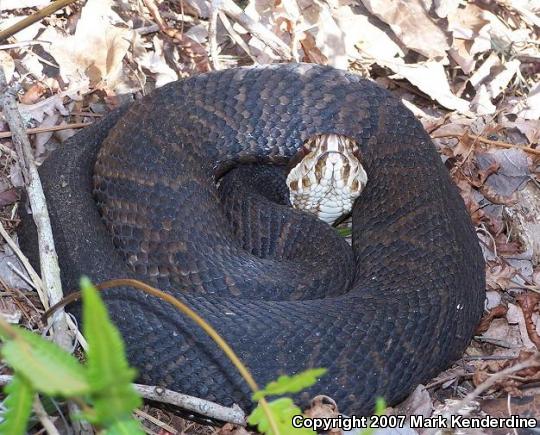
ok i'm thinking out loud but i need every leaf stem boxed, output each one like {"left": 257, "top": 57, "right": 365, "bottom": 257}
{"left": 44, "top": 278, "right": 282, "bottom": 435}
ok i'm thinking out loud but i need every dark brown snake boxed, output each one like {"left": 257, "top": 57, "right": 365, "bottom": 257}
{"left": 19, "top": 63, "right": 485, "bottom": 416}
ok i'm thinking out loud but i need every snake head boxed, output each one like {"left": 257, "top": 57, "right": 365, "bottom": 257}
{"left": 286, "top": 133, "right": 367, "bottom": 225}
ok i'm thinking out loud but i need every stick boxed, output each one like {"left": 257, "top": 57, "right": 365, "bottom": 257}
{"left": 33, "top": 396, "right": 61, "bottom": 435}
{"left": 0, "top": 375, "right": 245, "bottom": 426}
{"left": 209, "top": 0, "right": 222, "bottom": 70}
{"left": 450, "top": 353, "right": 540, "bottom": 415}
{"left": 219, "top": 0, "right": 291, "bottom": 59}
{"left": 133, "top": 384, "right": 246, "bottom": 425}
{"left": 432, "top": 133, "right": 540, "bottom": 156}
{"left": 0, "top": 220, "right": 46, "bottom": 307}
{"left": 0, "top": 40, "right": 51, "bottom": 50}
{"left": 0, "top": 67, "right": 71, "bottom": 350}
{"left": 0, "top": 0, "right": 79, "bottom": 42}
{"left": 134, "top": 409, "right": 178, "bottom": 434}
{"left": 0, "top": 122, "right": 91, "bottom": 139}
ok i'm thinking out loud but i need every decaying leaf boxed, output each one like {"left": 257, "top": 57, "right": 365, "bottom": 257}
{"left": 387, "top": 61, "right": 471, "bottom": 113}
{"left": 516, "top": 292, "right": 540, "bottom": 349}
{"left": 361, "top": 0, "right": 449, "bottom": 59}
{"left": 40, "top": 0, "right": 135, "bottom": 93}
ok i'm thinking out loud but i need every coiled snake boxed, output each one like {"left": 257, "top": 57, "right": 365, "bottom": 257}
{"left": 19, "top": 64, "right": 485, "bottom": 415}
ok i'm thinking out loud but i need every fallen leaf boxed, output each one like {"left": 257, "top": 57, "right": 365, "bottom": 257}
{"left": 487, "top": 59, "right": 521, "bottom": 99}
{"left": 134, "top": 35, "right": 177, "bottom": 88}
{"left": 477, "top": 305, "right": 508, "bottom": 334}
{"left": 0, "top": 0, "right": 49, "bottom": 9}
{"left": 19, "top": 83, "right": 47, "bottom": 105}
{"left": 0, "top": 51, "right": 15, "bottom": 84}
{"left": 476, "top": 149, "right": 530, "bottom": 197}
{"left": 0, "top": 188, "right": 19, "bottom": 207}
{"left": 486, "top": 261, "right": 518, "bottom": 291}
{"left": 516, "top": 292, "right": 540, "bottom": 349}
{"left": 40, "top": 0, "right": 135, "bottom": 93}
{"left": 507, "top": 303, "right": 537, "bottom": 349}
{"left": 386, "top": 60, "right": 471, "bottom": 113}
{"left": 33, "top": 114, "right": 59, "bottom": 157}
{"left": 361, "top": 0, "right": 449, "bottom": 59}
{"left": 518, "top": 82, "right": 540, "bottom": 121}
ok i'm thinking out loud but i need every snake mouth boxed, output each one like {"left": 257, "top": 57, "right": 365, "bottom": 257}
{"left": 286, "top": 134, "right": 367, "bottom": 224}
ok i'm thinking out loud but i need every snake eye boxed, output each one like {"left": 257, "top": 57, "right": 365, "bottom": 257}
{"left": 287, "top": 142, "right": 313, "bottom": 171}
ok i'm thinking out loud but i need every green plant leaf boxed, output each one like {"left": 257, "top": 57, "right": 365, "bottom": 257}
{"left": 81, "top": 277, "right": 142, "bottom": 425}
{"left": 0, "top": 327, "right": 89, "bottom": 396}
{"left": 105, "top": 418, "right": 145, "bottom": 435}
{"left": 336, "top": 227, "right": 352, "bottom": 237}
{"left": 248, "top": 398, "right": 315, "bottom": 435}
{"left": 361, "top": 397, "right": 387, "bottom": 435}
{"left": 252, "top": 368, "right": 327, "bottom": 400}
{"left": 0, "top": 374, "right": 34, "bottom": 435}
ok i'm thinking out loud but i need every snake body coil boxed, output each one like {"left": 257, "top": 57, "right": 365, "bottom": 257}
{"left": 20, "top": 64, "right": 485, "bottom": 415}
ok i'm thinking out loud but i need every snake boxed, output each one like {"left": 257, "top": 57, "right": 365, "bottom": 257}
{"left": 19, "top": 63, "right": 485, "bottom": 416}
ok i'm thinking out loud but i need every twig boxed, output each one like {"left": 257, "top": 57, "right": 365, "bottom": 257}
{"left": 0, "top": 142, "right": 18, "bottom": 159}
{"left": 0, "top": 220, "right": 46, "bottom": 307}
{"left": 33, "top": 395, "right": 61, "bottom": 435}
{"left": 0, "top": 122, "right": 91, "bottom": 139}
{"left": 134, "top": 409, "right": 178, "bottom": 434}
{"left": 0, "top": 40, "right": 51, "bottom": 50}
{"left": 142, "top": 0, "right": 211, "bottom": 72}
{"left": 220, "top": 0, "right": 291, "bottom": 59}
{"left": 209, "top": 0, "right": 222, "bottom": 70}
{"left": 134, "top": 384, "right": 245, "bottom": 425}
{"left": 0, "top": 68, "right": 71, "bottom": 350}
{"left": 0, "top": 375, "right": 245, "bottom": 426}
{"left": 69, "top": 111, "right": 104, "bottom": 118}
{"left": 67, "top": 402, "right": 93, "bottom": 435}
{"left": 218, "top": 11, "right": 258, "bottom": 64}
{"left": 0, "top": 0, "right": 79, "bottom": 42}
{"left": 450, "top": 352, "right": 540, "bottom": 414}
{"left": 432, "top": 132, "right": 540, "bottom": 156}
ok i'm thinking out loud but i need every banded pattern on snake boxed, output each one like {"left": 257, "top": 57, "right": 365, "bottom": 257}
{"left": 19, "top": 63, "right": 485, "bottom": 415}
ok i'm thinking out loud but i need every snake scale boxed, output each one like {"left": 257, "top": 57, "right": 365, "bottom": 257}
{"left": 19, "top": 63, "right": 485, "bottom": 415}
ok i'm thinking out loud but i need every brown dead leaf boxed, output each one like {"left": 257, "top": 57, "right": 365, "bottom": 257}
{"left": 300, "top": 32, "right": 328, "bottom": 65}
{"left": 304, "top": 395, "right": 340, "bottom": 434}
{"left": 473, "top": 350, "right": 540, "bottom": 396}
{"left": 486, "top": 261, "right": 518, "bottom": 291}
{"left": 488, "top": 59, "right": 521, "bottom": 99}
{"left": 386, "top": 61, "right": 471, "bottom": 114}
{"left": 493, "top": 233, "right": 522, "bottom": 257}
{"left": 447, "top": 3, "right": 489, "bottom": 43}
{"left": 33, "top": 114, "right": 60, "bottom": 157}
{"left": 0, "top": 51, "right": 15, "bottom": 84}
{"left": 507, "top": 302, "right": 537, "bottom": 349}
{"left": 481, "top": 394, "right": 540, "bottom": 424}
{"left": 0, "top": 188, "right": 18, "bottom": 207}
{"left": 361, "top": 0, "right": 449, "bottom": 59}
{"left": 477, "top": 304, "right": 508, "bottom": 334}
{"left": 332, "top": 2, "right": 404, "bottom": 66}
{"left": 40, "top": 0, "right": 134, "bottom": 93}
{"left": 0, "top": 295, "right": 22, "bottom": 324}
{"left": 476, "top": 149, "right": 530, "bottom": 197}
{"left": 305, "top": 395, "right": 339, "bottom": 417}
{"left": 134, "top": 36, "right": 177, "bottom": 88}
{"left": 19, "top": 83, "right": 47, "bottom": 105}
{"left": 18, "top": 85, "right": 85, "bottom": 123}
{"left": 519, "top": 82, "right": 540, "bottom": 121}
{"left": 516, "top": 292, "right": 540, "bottom": 349}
